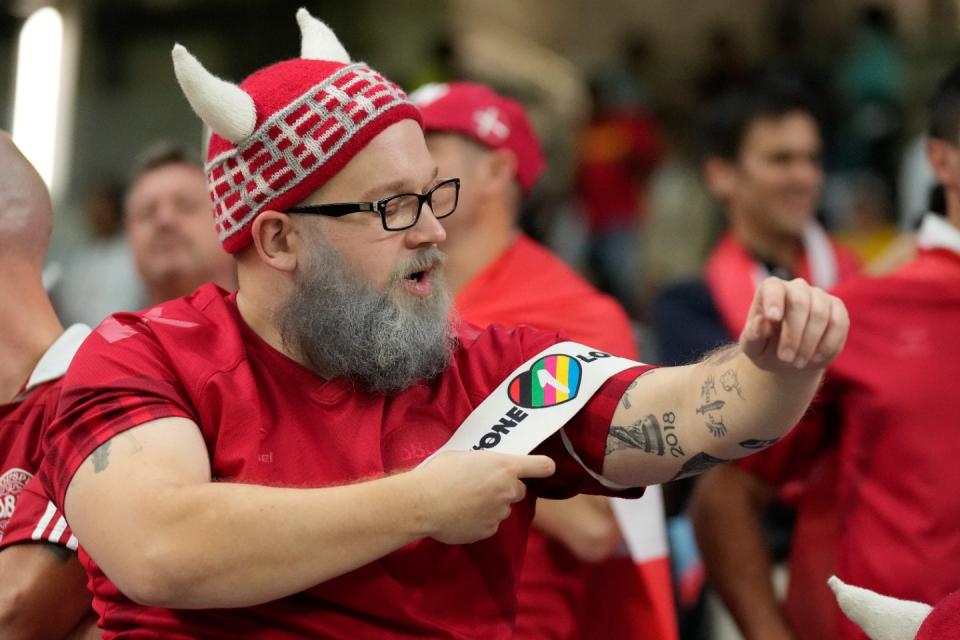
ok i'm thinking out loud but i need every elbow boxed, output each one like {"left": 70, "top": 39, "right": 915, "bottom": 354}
{"left": 109, "top": 540, "right": 194, "bottom": 608}
{"left": 573, "top": 517, "right": 622, "bottom": 564}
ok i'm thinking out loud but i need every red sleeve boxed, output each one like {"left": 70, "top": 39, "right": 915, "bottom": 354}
{"left": 1, "top": 476, "right": 76, "bottom": 551}
{"left": 532, "top": 366, "right": 652, "bottom": 499}
{"left": 41, "top": 318, "right": 197, "bottom": 510}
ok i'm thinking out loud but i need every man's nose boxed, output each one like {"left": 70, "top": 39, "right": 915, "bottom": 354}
{"left": 404, "top": 204, "right": 447, "bottom": 248}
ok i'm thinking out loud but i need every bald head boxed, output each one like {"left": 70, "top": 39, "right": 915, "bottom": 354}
{"left": 0, "top": 132, "right": 53, "bottom": 270}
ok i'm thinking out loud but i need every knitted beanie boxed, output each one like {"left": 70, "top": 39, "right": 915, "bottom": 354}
{"left": 172, "top": 9, "right": 422, "bottom": 253}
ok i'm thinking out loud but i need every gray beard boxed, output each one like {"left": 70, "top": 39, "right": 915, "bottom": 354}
{"left": 276, "top": 237, "right": 456, "bottom": 393}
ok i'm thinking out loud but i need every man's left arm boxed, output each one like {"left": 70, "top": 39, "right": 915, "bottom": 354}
{"left": 599, "top": 277, "right": 847, "bottom": 488}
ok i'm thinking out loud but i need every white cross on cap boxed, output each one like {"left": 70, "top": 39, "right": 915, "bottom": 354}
{"left": 473, "top": 107, "right": 510, "bottom": 142}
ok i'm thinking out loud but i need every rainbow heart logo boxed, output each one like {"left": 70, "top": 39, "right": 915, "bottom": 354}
{"left": 508, "top": 354, "right": 582, "bottom": 409}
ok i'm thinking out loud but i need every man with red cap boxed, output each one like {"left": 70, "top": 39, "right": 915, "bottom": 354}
{"left": 41, "top": 10, "right": 848, "bottom": 637}
{"left": 411, "top": 80, "right": 676, "bottom": 640}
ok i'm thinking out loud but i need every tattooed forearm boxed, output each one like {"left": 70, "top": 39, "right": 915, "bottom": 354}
{"left": 606, "top": 413, "right": 685, "bottom": 458}
{"left": 720, "top": 369, "right": 745, "bottom": 399}
{"left": 670, "top": 452, "right": 729, "bottom": 481}
{"left": 91, "top": 441, "right": 111, "bottom": 473}
{"left": 739, "top": 437, "right": 781, "bottom": 449}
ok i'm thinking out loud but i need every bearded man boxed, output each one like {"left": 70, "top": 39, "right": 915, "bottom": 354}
{"left": 40, "top": 10, "right": 849, "bottom": 638}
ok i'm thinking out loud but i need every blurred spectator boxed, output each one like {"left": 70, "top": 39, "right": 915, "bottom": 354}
{"left": 650, "top": 80, "right": 860, "bottom": 640}
{"left": 124, "top": 143, "right": 237, "bottom": 306}
{"left": 51, "top": 183, "right": 145, "bottom": 327}
{"left": 691, "top": 60, "right": 960, "bottom": 640}
{"left": 575, "top": 72, "right": 664, "bottom": 313}
{"left": 654, "top": 81, "right": 859, "bottom": 366}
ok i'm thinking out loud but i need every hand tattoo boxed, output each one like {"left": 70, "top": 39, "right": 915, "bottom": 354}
{"left": 706, "top": 414, "right": 727, "bottom": 438}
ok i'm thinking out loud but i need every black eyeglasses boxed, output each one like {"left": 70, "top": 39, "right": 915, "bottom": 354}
{"left": 286, "top": 178, "right": 460, "bottom": 231}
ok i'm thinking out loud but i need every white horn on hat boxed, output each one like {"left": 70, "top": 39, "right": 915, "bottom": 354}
{"left": 172, "top": 44, "right": 257, "bottom": 144}
{"left": 828, "top": 576, "right": 932, "bottom": 640}
{"left": 297, "top": 8, "right": 351, "bottom": 63}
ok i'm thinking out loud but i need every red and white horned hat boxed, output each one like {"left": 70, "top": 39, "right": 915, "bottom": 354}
{"left": 172, "top": 8, "right": 422, "bottom": 253}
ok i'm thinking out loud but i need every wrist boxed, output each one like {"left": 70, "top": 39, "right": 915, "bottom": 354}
{"left": 392, "top": 467, "right": 437, "bottom": 541}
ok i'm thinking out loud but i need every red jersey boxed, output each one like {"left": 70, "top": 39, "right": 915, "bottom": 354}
{"left": 739, "top": 222, "right": 960, "bottom": 640}
{"left": 0, "top": 325, "right": 88, "bottom": 549}
{"left": 456, "top": 234, "right": 676, "bottom": 640}
{"left": 455, "top": 234, "right": 637, "bottom": 359}
{"left": 42, "top": 284, "right": 646, "bottom": 639}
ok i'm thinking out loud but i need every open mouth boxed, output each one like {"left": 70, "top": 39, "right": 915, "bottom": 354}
{"left": 406, "top": 265, "right": 433, "bottom": 283}
{"left": 403, "top": 264, "right": 435, "bottom": 297}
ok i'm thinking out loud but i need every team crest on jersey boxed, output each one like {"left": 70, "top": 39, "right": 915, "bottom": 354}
{"left": 0, "top": 467, "right": 32, "bottom": 537}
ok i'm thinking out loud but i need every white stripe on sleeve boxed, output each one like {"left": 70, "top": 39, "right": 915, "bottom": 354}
{"left": 30, "top": 501, "right": 57, "bottom": 541}
{"left": 48, "top": 515, "right": 68, "bottom": 545}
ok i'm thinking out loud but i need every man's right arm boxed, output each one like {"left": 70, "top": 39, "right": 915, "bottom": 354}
{"left": 64, "top": 417, "right": 555, "bottom": 610}
{"left": 690, "top": 465, "right": 795, "bottom": 640}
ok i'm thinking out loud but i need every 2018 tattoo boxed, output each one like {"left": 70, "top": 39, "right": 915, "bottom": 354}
{"left": 739, "top": 437, "right": 781, "bottom": 449}
{"left": 661, "top": 411, "right": 685, "bottom": 457}
{"left": 706, "top": 414, "right": 727, "bottom": 438}
{"left": 92, "top": 441, "right": 111, "bottom": 473}
{"left": 720, "top": 369, "right": 745, "bottom": 400}
{"left": 671, "top": 452, "right": 729, "bottom": 481}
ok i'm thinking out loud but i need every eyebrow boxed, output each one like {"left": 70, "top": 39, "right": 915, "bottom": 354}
{"left": 360, "top": 166, "right": 439, "bottom": 201}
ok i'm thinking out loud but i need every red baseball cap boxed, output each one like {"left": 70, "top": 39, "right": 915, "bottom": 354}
{"left": 410, "top": 82, "right": 545, "bottom": 193}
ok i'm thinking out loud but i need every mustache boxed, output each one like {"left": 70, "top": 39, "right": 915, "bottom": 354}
{"left": 394, "top": 246, "right": 447, "bottom": 280}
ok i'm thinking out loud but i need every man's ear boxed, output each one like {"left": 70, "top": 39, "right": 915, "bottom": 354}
{"left": 927, "top": 138, "right": 959, "bottom": 191}
{"left": 703, "top": 156, "right": 737, "bottom": 200}
{"left": 482, "top": 148, "right": 519, "bottom": 197}
{"left": 250, "top": 210, "right": 301, "bottom": 273}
